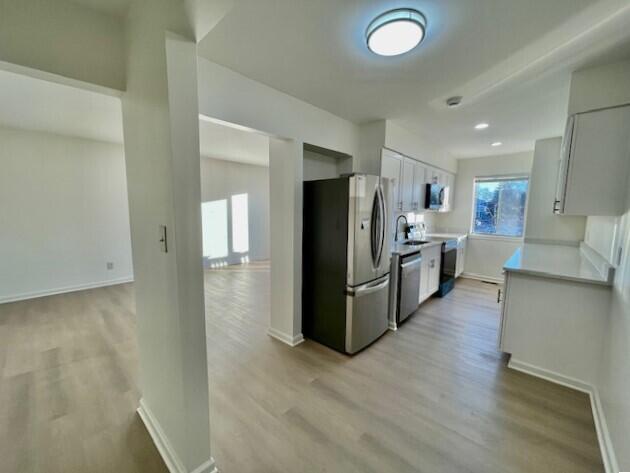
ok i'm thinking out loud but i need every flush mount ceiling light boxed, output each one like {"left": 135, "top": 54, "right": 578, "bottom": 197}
{"left": 366, "top": 8, "right": 427, "bottom": 56}
{"left": 491, "top": 141, "right": 503, "bottom": 147}
{"left": 475, "top": 123, "right": 489, "bottom": 130}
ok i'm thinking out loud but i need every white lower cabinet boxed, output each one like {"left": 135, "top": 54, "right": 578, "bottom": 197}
{"left": 498, "top": 270, "right": 610, "bottom": 384}
{"left": 419, "top": 244, "right": 441, "bottom": 303}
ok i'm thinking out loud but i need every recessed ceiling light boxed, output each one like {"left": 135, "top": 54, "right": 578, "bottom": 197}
{"left": 475, "top": 123, "right": 489, "bottom": 130}
{"left": 366, "top": 9, "right": 427, "bottom": 56}
{"left": 491, "top": 142, "right": 503, "bottom": 147}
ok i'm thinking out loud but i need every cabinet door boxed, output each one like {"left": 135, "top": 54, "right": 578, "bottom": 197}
{"left": 401, "top": 158, "right": 415, "bottom": 211}
{"left": 554, "top": 116, "right": 574, "bottom": 214}
{"left": 419, "top": 256, "right": 429, "bottom": 302}
{"left": 412, "top": 162, "right": 427, "bottom": 211}
{"left": 381, "top": 149, "right": 403, "bottom": 212}
{"left": 428, "top": 250, "right": 441, "bottom": 294}
{"left": 562, "top": 106, "right": 630, "bottom": 216}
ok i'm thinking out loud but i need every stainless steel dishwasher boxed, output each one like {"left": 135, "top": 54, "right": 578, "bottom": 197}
{"left": 397, "top": 251, "right": 422, "bottom": 325}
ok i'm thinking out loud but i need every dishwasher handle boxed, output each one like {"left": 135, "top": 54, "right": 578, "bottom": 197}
{"left": 401, "top": 257, "right": 422, "bottom": 275}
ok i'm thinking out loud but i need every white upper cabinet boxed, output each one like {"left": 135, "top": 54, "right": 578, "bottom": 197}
{"left": 441, "top": 172, "right": 454, "bottom": 212}
{"left": 401, "top": 158, "right": 415, "bottom": 211}
{"left": 555, "top": 105, "right": 630, "bottom": 216}
{"left": 380, "top": 149, "right": 403, "bottom": 212}
{"left": 412, "top": 162, "right": 427, "bottom": 211}
{"left": 380, "top": 148, "right": 455, "bottom": 213}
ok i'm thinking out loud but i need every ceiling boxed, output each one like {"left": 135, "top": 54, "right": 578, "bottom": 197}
{"left": 198, "top": 0, "right": 630, "bottom": 158}
{"left": 0, "top": 69, "right": 124, "bottom": 144}
{"left": 0, "top": 69, "right": 269, "bottom": 166}
{"left": 199, "top": 118, "right": 269, "bottom": 166}
{"left": 67, "top": 0, "right": 131, "bottom": 17}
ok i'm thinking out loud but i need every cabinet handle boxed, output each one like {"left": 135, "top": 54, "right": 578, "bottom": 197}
{"left": 497, "top": 289, "right": 502, "bottom": 304}
{"left": 430, "top": 259, "right": 435, "bottom": 268}
{"left": 553, "top": 200, "right": 561, "bottom": 213}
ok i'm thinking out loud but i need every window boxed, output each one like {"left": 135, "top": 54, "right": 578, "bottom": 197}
{"left": 201, "top": 199, "right": 228, "bottom": 258}
{"left": 231, "top": 193, "right": 249, "bottom": 253}
{"left": 472, "top": 176, "right": 529, "bottom": 237}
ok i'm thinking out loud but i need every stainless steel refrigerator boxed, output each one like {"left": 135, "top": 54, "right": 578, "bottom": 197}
{"left": 302, "top": 174, "right": 391, "bottom": 354}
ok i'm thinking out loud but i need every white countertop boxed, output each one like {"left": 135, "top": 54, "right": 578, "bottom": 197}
{"left": 503, "top": 243, "right": 614, "bottom": 286}
{"left": 426, "top": 233, "right": 467, "bottom": 240}
{"left": 390, "top": 239, "right": 443, "bottom": 256}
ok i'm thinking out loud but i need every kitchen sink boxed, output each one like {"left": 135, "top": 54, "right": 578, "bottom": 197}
{"left": 404, "top": 240, "right": 430, "bottom": 246}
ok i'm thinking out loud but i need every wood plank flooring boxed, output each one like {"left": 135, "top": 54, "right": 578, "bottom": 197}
{"left": 0, "top": 264, "right": 603, "bottom": 472}
{"left": 0, "top": 284, "right": 167, "bottom": 473}
{"left": 205, "top": 263, "right": 604, "bottom": 473}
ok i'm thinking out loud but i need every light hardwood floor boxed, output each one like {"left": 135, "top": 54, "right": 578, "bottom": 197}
{"left": 205, "top": 263, "right": 604, "bottom": 473}
{"left": 0, "top": 284, "right": 167, "bottom": 473}
{"left": 0, "top": 265, "right": 603, "bottom": 473}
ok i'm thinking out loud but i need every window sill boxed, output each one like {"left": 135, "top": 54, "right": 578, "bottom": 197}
{"left": 468, "top": 233, "right": 524, "bottom": 243}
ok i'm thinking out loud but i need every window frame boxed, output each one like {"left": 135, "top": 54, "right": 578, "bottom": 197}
{"left": 469, "top": 174, "right": 530, "bottom": 239}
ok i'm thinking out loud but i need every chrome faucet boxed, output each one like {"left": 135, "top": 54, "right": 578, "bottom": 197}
{"left": 394, "top": 215, "right": 408, "bottom": 242}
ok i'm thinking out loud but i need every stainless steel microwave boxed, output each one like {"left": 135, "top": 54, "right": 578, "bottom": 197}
{"left": 425, "top": 183, "right": 445, "bottom": 210}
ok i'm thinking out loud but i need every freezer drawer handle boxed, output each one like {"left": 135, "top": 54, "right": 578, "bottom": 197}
{"left": 346, "top": 278, "right": 389, "bottom": 297}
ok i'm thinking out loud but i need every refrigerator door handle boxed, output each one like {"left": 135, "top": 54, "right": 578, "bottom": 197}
{"left": 346, "top": 277, "right": 389, "bottom": 298}
{"left": 374, "top": 185, "right": 386, "bottom": 268}
{"left": 370, "top": 186, "right": 385, "bottom": 268}
{"left": 379, "top": 185, "right": 386, "bottom": 264}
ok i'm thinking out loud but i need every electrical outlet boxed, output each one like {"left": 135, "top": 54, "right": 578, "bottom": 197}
{"left": 107, "top": 262, "right": 114, "bottom": 270}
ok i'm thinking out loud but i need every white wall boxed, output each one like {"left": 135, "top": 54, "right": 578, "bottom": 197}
{"left": 197, "top": 58, "right": 360, "bottom": 157}
{"left": 0, "top": 127, "right": 133, "bottom": 302}
{"left": 0, "top": 0, "right": 125, "bottom": 91}
{"left": 568, "top": 60, "right": 630, "bottom": 115}
{"left": 596, "top": 198, "right": 630, "bottom": 471}
{"left": 122, "top": 3, "right": 213, "bottom": 471}
{"left": 385, "top": 120, "right": 458, "bottom": 173}
{"left": 524, "top": 137, "right": 586, "bottom": 244}
{"left": 435, "top": 152, "right": 534, "bottom": 281}
{"left": 357, "top": 120, "right": 457, "bottom": 176}
{"left": 303, "top": 149, "right": 351, "bottom": 181}
{"left": 268, "top": 138, "right": 304, "bottom": 346}
{"left": 585, "top": 216, "right": 620, "bottom": 265}
{"left": 200, "top": 157, "right": 270, "bottom": 264}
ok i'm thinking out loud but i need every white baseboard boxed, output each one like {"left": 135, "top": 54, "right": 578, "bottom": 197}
{"left": 0, "top": 276, "right": 135, "bottom": 304}
{"left": 508, "top": 358, "right": 591, "bottom": 393}
{"left": 267, "top": 327, "right": 305, "bottom": 347}
{"left": 507, "top": 358, "right": 618, "bottom": 473}
{"left": 137, "top": 399, "right": 217, "bottom": 473}
{"left": 589, "top": 387, "right": 619, "bottom": 473}
{"left": 460, "top": 272, "right": 504, "bottom": 284}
